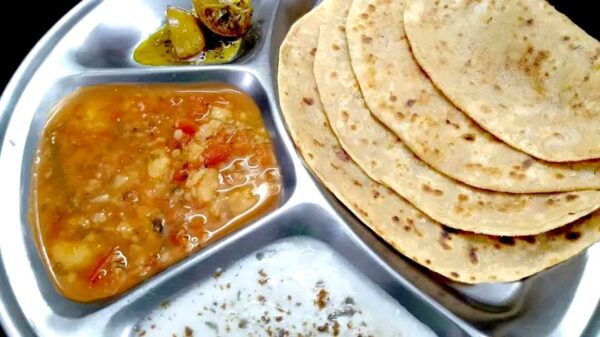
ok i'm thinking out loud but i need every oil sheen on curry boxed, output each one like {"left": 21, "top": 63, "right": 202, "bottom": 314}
{"left": 30, "top": 83, "right": 281, "bottom": 302}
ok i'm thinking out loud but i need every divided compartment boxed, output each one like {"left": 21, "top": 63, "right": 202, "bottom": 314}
{"left": 65, "top": 0, "right": 276, "bottom": 69}
{"left": 19, "top": 67, "right": 296, "bottom": 317}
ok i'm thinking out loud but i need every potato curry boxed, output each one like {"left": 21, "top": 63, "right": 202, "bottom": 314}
{"left": 30, "top": 83, "right": 281, "bottom": 302}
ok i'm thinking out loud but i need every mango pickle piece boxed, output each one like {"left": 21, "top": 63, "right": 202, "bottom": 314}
{"left": 167, "top": 6, "right": 206, "bottom": 59}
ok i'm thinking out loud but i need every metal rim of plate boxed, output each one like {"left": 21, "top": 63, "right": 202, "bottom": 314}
{"left": 0, "top": 1, "right": 599, "bottom": 336}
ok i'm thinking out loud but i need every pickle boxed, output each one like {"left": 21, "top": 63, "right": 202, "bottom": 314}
{"left": 167, "top": 6, "right": 206, "bottom": 58}
{"left": 193, "top": 0, "right": 252, "bottom": 38}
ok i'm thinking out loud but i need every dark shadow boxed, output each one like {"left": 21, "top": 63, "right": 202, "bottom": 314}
{"left": 548, "top": 1, "right": 598, "bottom": 39}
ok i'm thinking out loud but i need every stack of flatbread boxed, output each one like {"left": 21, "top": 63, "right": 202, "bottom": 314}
{"left": 277, "top": 0, "right": 600, "bottom": 283}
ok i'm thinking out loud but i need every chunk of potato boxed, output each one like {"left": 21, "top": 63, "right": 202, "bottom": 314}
{"left": 50, "top": 241, "right": 93, "bottom": 271}
{"left": 193, "top": 0, "right": 253, "bottom": 38}
{"left": 147, "top": 151, "right": 171, "bottom": 179}
{"left": 166, "top": 6, "right": 206, "bottom": 59}
{"left": 187, "top": 168, "right": 219, "bottom": 204}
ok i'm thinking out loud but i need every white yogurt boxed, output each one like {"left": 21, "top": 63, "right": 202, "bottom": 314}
{"left": 132, "top": 237, "right": 437, "bottom": 337}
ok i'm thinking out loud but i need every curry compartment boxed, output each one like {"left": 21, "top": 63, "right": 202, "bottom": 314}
{"left": 30, "top": 83, "right": 283, "bottom": 302}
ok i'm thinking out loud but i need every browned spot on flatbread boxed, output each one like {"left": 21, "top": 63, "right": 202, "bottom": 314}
{"left": 406, "top": 99, "right": 416, "bottom": 107}
{"left": 353, "top": 179, "right": 363, "bottom": 187}
{"left": 458, "top": 194, "right": 469, "bottom": 202}
{"left": 310, "top": 48, "right": 316, "bottom": 56}
{"left": 422, "top": 184, "right": 444, "bottom": 196}
{"left": 565, "top": 231, "right": 581, "bottom": 240}
{"left": 303, "top": 97, "right": 314, "bottom": 105}
{"left": 518, "top": 46, "right": 550, "bottom": 89}
{"left": 439, "top": 235, "right": 451, "bottom": 249}
{"left": 439, "top": 226, "right": 456, "bottom": 250}
{"left": 372, "top": 190, "right": 381, "bottom": 199}
{"left": 361, "top": 35, "right": 373, "bottom": 44}
{"left": 355, "top": 206, "right": 368, "bottom": 218}
{"left": 331, "top": 44, "right": 340, "bottom": 51}
{"left": 468, "top": 247, "right": 479, "bottom": 264}
{"left": 391, "top": 215, "right": 400, "bottom": 222}
{"left": 450, "top": 272, "right": 459, "bottom": 278}
{"left": 445, "top": 119, "right": 460, "bottom": 129}
{"left": 509, "top": 171, "right": 526, "bottom": 180}
{"left": 462, "top": 134, "right": 476, "bottom": 142}
{"left": 336, "top": 148, "right": 350, "bottom": 161}
{"left": 521, "top": 159, "right": 533, "bottom": 169}
{"left": 368, "top": 4, "right": 375, "bottom": 12}
{"left": 566, "top": 194, "right": 579, "bottom": 201}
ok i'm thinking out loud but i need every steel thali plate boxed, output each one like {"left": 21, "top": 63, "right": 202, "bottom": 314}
{"left": 0, "top": 0, "right": 599, "bottom": 336}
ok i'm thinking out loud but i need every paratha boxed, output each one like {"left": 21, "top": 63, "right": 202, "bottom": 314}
{"left": 346, "top": 0, "right": 600, "bottom": 193}
{"left": 313, "top": 0, "right": 600, "bottom": 235}
{"left": 277, "top": 0, "right": 600, "bottom": 283}
{"left": 404, "top": 0, "right": 600, "bottom": 162}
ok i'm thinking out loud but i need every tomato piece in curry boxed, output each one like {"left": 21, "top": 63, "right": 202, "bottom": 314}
{"left": 30, "top": 83, "right": 281, "bottom": 302}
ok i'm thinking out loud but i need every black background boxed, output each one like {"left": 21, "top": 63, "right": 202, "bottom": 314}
{"left": 0, "top": 1, "right": 597, "bottom": 336}
{"left": 0, "top": 0, "right": 81, "bottom": 90}
{"left": 0, "top": 0, "right": 598, "bottom": 91}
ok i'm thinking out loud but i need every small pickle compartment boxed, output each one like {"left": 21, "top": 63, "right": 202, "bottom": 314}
{"left": 20, "top": 68, "right": 295, "bottom": 316}
{"left": 68, "top": 0, "right": 272, "bottom": 69}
